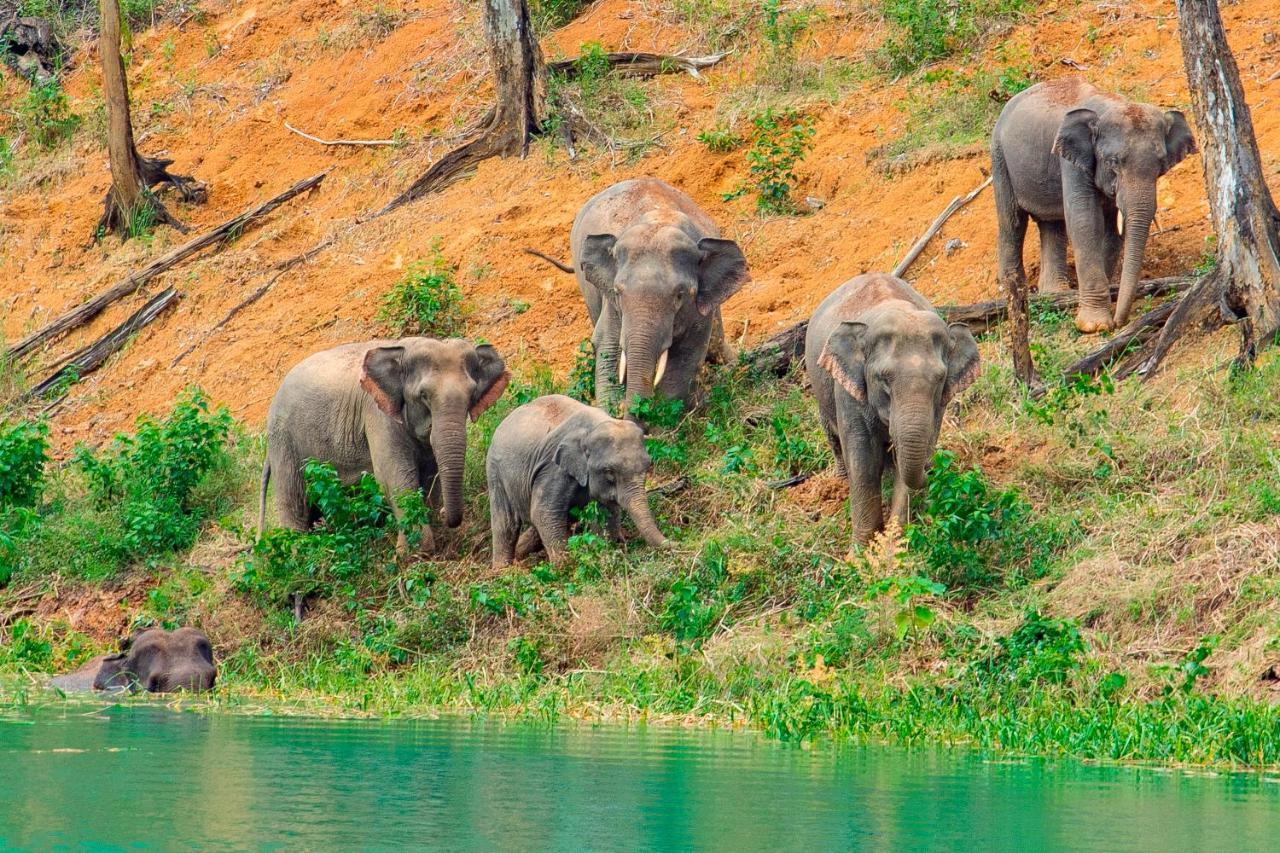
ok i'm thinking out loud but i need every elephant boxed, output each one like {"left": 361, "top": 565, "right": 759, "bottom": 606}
{"left": 529, "top": 177, "right": 751, "bottom": 411}
{"left": 805, "top": 273, "right": 980, "bottom": 549}
{"left": 49, "top": 627, "right": 217, "bottom": 693}
{"left": 258, "top": 337, "right": 509, "bottom": 553}
{"left": 486, "top": 394, "right": 670, "bottom": 568}
{"left": 991, "top": 77, "right": 1196, "bottom": 332}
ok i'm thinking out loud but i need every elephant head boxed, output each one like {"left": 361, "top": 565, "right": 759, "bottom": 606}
{"left": 819, "top": 310, "right": 979, "bottom": 490}
{"left": 94, "top": 627, "right": 217, "bottom": 693}
{"left": 1053, "top": 104, "right": 1196, "bottom": 326}
{"left": 579, "top": 224, "right": 749, "bottom": 404}
{"left": 360, "top": 338, "right": 509, "bottom": 528}
{"left": 553, "top": 415, "right": 670, "bottom": 548}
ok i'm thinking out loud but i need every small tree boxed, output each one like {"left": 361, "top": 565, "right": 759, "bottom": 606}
{"left": 96, "top": 0, "right": 205, "bottom": 239}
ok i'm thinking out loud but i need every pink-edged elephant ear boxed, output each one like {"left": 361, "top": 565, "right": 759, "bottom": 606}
{"left": 944, "top": 322, "right": 980, "bottom": 404}
{"left": 818, "top": 321, "right": 869, "bottom": 402}
{"left": 696, "top": 237, "right": 749, "bottom": 316}
{"left": 467, "top": 343, "right": 510, "bottom": 422}
{"left": 1052, "top": 108, "right": 1098, "bottom": 173}
{"left": 580, "top": 234, "right": 619, "bottom": 296}
{"left": 360, "top": 345, "right": 407, "bottom": 422}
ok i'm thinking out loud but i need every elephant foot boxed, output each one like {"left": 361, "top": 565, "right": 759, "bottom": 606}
{"left": 1074, "top": 306, "right": 1114, "bottom": 334}
{"left": 1038, "top": 277, "right": 1071, "bottom": 294}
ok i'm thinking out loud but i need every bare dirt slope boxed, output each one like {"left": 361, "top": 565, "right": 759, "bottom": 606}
{"left": 2, "top": 0, "right": 1278, "bottom": 447}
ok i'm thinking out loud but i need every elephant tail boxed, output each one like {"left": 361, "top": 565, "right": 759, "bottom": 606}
{"left": 256, "top": 460, "right": 270, "bottom": 542}
{"left": 523, "top": 248, "right": 574, "bottom": 274}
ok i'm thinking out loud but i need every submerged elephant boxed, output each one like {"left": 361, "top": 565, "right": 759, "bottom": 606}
{"left": 486, "top": 395, "right": 669, "bottom": 568}
{"left": 49, "top": 627, "right": 217, "bottom": 693}
{"left": 259, "top": 337, "right": 509, "bottom": 552}
{"left": 991, "top": 77, "right": 1196, "bottom": 331}
{"left": 805, "top": 273, "right": 980, "bottom": 549}
{"left": 530, "top": 177, "right": 750, "bottom": 410}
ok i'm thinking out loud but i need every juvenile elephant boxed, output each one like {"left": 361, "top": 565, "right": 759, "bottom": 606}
{"left": 486, "top": 395, "right": 670, "bottom": 568}
{"left": 49, "top": 628, "right": 217, "bottom": 693}
{"left": 532, "top": 178, "right": 750, "bottom": 410}
{"left": 805, "top": 273, "right": 979, "bottom": 549}
{"left": 258, "top": 337, "right": 509, "bottom": 552}
{"left": 991, "top": 77, "right": 1196, "bottom": 332}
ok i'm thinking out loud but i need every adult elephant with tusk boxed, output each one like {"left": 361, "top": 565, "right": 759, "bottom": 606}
{"left": 991, "top": 77, "right": 1196, "bottom": 332}
{"left": 806, "top": 273, "right": 980, "bottom": 552}
{"left": 533, "top": 178, "right": 750, "bottom": 413}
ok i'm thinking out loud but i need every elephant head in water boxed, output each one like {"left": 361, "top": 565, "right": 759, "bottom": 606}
{"left": 50, "top": 627, "right": 217, "bottom": 693}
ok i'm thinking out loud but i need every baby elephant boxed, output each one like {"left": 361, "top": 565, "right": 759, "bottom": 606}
{"left": 486, "top": 395, "right": 670, "bottom": 568}
{"left": 260, "top": 337, "right": 509, "bottom": 553}
{"left": 805, "top": 273, "right": 980, "bottom": 551}
{"left": 49, "top": 627, "right": 217, "bottom": 694}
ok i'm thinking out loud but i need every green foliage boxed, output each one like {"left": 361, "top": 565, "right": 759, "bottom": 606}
{"left": 529, "top": 0, "right": 589, "bottom": 32}
{"left": 865, "top": 574, "right": 946, "bottom": 639}
{"left": 878, "top": 0, "right": 1032, "bottom": 74}
{"left": 974, "top": 610, "right": 1085, "bottom": 685}
{"left": 1193, "top": 234, "right": 1218, "bottom": 276}
{"left": 13, "top": 81, "right": 82, "bottom": 150}
{"left": 72, "top": 389, "right": 232, "bottom": 560}
{"left": 759, "top": 0, "right": 820, "bottom": 87}
{"left": 379, "top": 245, "right": 467, "bottom": 337}
{"left": 0, "top": 618, "right": 53, "bottom": 669}
{"left": 544, "top": 41, "right": 655, "bottom": 157}
{"left": 630, "top": 395, "right": 687, "bottom": 465}
{"left": 747, "top": 108, "right": 814, "bottom": 215}
{"left": 0, "top": 419, "right": 48, "bottom": 509}
{"left": 566, "top": 340, "right": 595, "bottom": 404}
{"left": 1174, "top": 636, "right": 1217, "bottom": 695}
{"left": 238, "top": 460, "right": 427, "bottom": 607}
{"left": 697, "top": 126, "right": 743, "bottom": 153}
{"left": 768, "top": 405, "right": 822, "bottom": 476}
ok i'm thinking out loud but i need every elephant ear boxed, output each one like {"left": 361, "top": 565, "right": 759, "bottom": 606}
{"left": 696, "top": 237, "right": 749, "bottom": 316}
{"left": 944, "top": 322, "right": 981, "bottom": 404}
{"left": 579, "top": 234, "right": 619, "bottom": 296}
{"left": 553, "top": 422, "right": 591, "bottom": 487}
{"left": 1052, "top": 108, "right": 1098, "bottom": 173}
{"left": 360, "top": 346, "right": 407, "bottom": 423}
{"left": 818, "top": 321, "right": 869, "bottom": 403}
{"left": 466, "top": 344, "right": 511, "bottom": 422}
{"left": 1163, "top": 110, "right": 1197, "bottom": 171}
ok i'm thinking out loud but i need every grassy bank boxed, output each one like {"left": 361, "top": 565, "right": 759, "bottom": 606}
{"left": 3, "top": 314, "right": 1280, "bottom": 768}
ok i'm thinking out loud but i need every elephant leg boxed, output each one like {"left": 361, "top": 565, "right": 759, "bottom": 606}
{"left": 592, "top": 307, "right": 622, "bottom": 411}
{"left": 1036, "top": 219, "right": 1072, "bottom": 294}
{"left": 822, "top": 418, "right": 846, "bottom": 479}
{"left": 1064, "top": 175, "right": 1115, "bottom": 333}
{"left": 606, "top": 507, "right": 624, "bottom": 542}
{"left": 657, "top": 325, "right": 713, "bottom": 408}
{"left": 530, "top": 481, "right": 572, "bottom": 563}
{"left": 271, "top": 448, "right": 310, "bottom": 532}
{"left": 1103, "top": 203, "right": 1122, "bottom": 283}
{"left": 993, "top": 143, "right": 1038, "bottom": 386}
{"left": 706, "top": 312, "right": 736, "bottom": 365}
{"left": 514, "top": 526, "right": 543, "bottom": 560}
{"left": 843, "top": 428, "right": 885, "bottom": 552}
{"left": 373, "top": 453, "right": 431, "bottom": 556}
{"left": 888, "top": 472, "right": 912, "bottom": 532}
{"left": 489, "top": 491, "right": 519, "bottom": 569}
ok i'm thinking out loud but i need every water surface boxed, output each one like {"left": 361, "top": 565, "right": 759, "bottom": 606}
{"left": 1, "top": 704, "right": 1276, "bottom": 851}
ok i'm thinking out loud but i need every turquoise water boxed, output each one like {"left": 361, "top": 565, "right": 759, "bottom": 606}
{"left": 1, "top": 704, "right": 1278, "bottom": 851}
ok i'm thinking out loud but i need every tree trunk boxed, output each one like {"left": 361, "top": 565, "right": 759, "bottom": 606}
{"left": 1126, "top": 0, "right": 1280, "bottom": 377}
{"left": 96, "top": 0, "right": 204, "bottom": 240}
{"left": 374, "top": 0, "right": 543, "bottom": 217}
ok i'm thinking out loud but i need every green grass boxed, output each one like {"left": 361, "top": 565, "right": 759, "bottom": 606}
{"left": 378, "top": 243, "right": 468, "bottom": 338}
{"left": 878, "top": 0, "right": 1033, "bottom": 75}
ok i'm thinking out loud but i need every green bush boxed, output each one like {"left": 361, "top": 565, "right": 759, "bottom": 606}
{"left": 0, "top": 419, "right": 48, "bottom": 509}
{"left": 973, "top": 610, "right": 1085, "bottom": 685}
{"left": 73, "top": 389, "right": 232, "bottom": 560}
{"left": 747, "top": 108, "right": 814, "bottom": 215}
{"left": 379, "top": 246, "right": 467, "bottom": 338}
{"left": 565, "top": 340, "right": 595, "bottom": 404}
{"left": 696, "top": 126, "right": 742, "bottom": 153}
{"left": 15, "top": 81, "right": 81, "bottom": 150}
{"left": 237, "top": 460, "right": 428, "bottom": 607}
{"left": 879, "top": 0, "right": 1032, "bottom": 75}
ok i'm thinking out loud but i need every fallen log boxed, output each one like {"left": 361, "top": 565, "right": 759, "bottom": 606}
{"left": 26, "top": 287, "right": 180, "bottom": 399}
{"left": 891, "top": 176, "right": 991, "bottom": 278}
{"left": 742, "top": 320, "right": 808, "bottom": 377}
{"left": 1057, "top": 298, "right": 1180, "bottom": 381}
{"left": 547, "top": 51, "right": 727, "bottom": 80}
{"left": 940, "top": 276, "right": 1194, "bottom": 330}
{"left": 6, "top": 171, "right": 328, "bottom": 361}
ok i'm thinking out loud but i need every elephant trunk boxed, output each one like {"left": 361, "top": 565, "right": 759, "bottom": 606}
{"left": 890, "top": 397, "right": 938, "bottom": 492}
{"left": 431, "top": 415, "right": 468, "bottom": 528}
{"left": 622, "top": 480, "right": 669, "bottom": 548}
{"left": 622, "top": 327, "right": 668, "bottom": 406}
{"left": 1113, "top": 180, "right": 1157, "bottom": 327}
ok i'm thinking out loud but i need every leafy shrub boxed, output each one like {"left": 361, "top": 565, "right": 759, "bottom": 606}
{"left": 15, "top": 81, "right": 81, "bottom": 150}
{"left": 238, "top": 460, "right": 427, "bottom": 607}
{"left": 973, "top": 610, "right": 1085, "bottom": 685}
{"left": 565, "top": 339, "right": 595, "bottom": 403}
{"left": 379, "top": 246, "right": 467, "bottom": 337}
{"left": 73, "top": 389, "right": 232, "bottom": 560}
{"left": 0, "top": 419, "right": 48, "bottom": 509}
{"left": 865, "top": 574, "right": 946, "bottom": 639}
{"left": 879, "top": 0, "right": 1031, "bottom": 75}
{"left": 759, "top": 0, "right": 820, "bottom": 86}
{"left": 747, "top": 108, "right": 814, "bottom": 215}
{"left": 697, "top": 126, "right": 742, "bottom": 153}
{"left": 630, "top": 395, "right": 687, "bottom": 465}
{"left": 0, "top": 618, "right": 53, "bottom": 669}
{"left": 769, "top": 406, "right": 822, "bottom": 476}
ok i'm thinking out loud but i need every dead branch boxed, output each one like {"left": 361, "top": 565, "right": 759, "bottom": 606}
{"left": 1057, "top": 297, "right": 1181, "bottom": 381}
{"left": 892, "top": 176, "right": 992, "bottom": 278}
{"left": 547, "top": 51, "right": 727, "bottom": 80}
{"left": 6, "top": 171, "right": 328, "bottom": 362}
{"left": 941, "top": 276, "right": 1194, "bottom": 330}
{"left": 285, "top": 122, "right": 398, "bottom": 147}
{"left": 26, "top": 287, "right": 180, "bottom": 400}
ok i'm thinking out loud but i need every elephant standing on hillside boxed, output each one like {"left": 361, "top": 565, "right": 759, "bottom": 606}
{"left": 805, "top": 273, "right": 980, "bottom": 550}
{"left": 258, "top": 337, "right": 509, "bottom": 553}
{"left": 49, "top": 628, "right": 217, "bottom": 693}
{"left": 486, "top": 394, "right": 669, "bottom": 568}
{"left": 530, "top": 178, "right": 751, "bottom": 411}
{"left": 991, "top": 77, "right": 1196, "bottom": 332}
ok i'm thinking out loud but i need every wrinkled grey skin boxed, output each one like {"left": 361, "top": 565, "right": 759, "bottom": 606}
{"left": 991, "top": 77, "right": 1196, "bottom": 332}
{"left": 49, "top": 628, "right": 216, "bottom": 694}
{"left": 486, "top": 395, "right": 670, "bottom": 568}
{"left": 805, "top": 274, "right": 980, "bottom": 549}
{"left": 258, "top": 337, "right": 509, "bottom": 553}
{"left": 570, "top": 178, "right": 750, "bottom": 410}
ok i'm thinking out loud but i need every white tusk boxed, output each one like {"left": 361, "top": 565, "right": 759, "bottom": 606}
{"left": 618, "top": 351, "right": 627, "bottom": 385}
{"left": 1118, "top": 210, "right": 1125, "bottom": 236}
{"left": 654, "top": 349, "right": 669, "bottom": 388}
